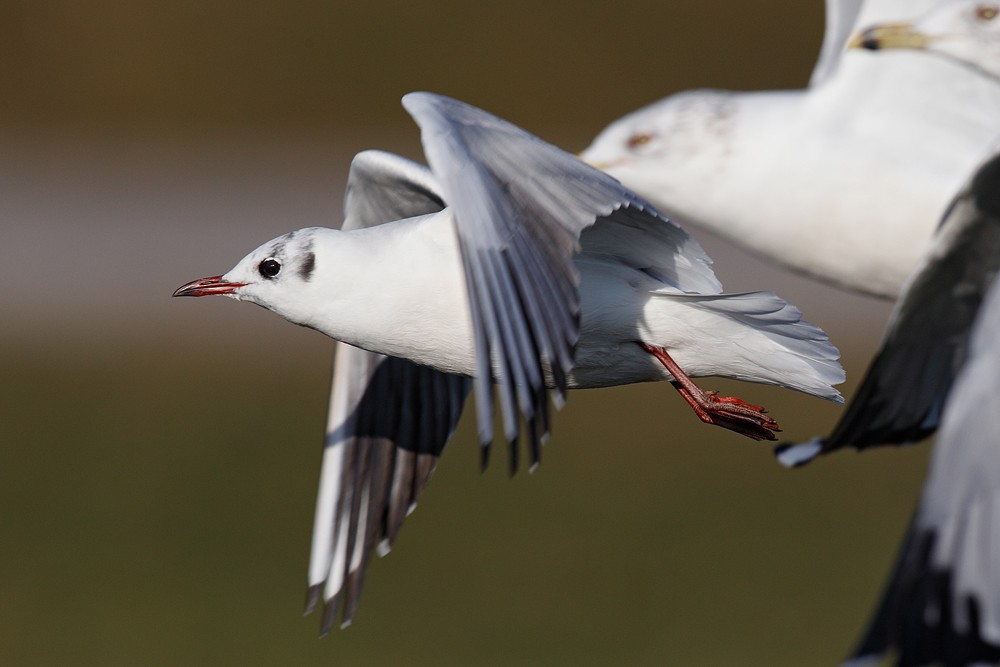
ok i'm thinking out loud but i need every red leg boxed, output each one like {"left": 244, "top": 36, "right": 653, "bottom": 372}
{"left": 638, "top": 342, "right": 780, "bottom": 441}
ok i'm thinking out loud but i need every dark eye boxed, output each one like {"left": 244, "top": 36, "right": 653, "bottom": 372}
{"left": 977, "top": 4, "right": 999, "bottom": 20}
{"left": 627, "top": 133, "right": 655, "bottom": 150}
{"left": 259, "top": 258, "right": 281, "bottom": 278}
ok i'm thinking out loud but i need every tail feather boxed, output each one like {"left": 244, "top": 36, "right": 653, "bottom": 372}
{"left": 663, "top": 291, "right": 845, "bottom": 401}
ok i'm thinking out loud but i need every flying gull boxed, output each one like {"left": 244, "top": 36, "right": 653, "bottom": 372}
{"left": 851, "top": 0, "right": 1000, "bottom": 82}
{"left": 769, "top": 8, "right": 1000, "bottom": 663}
{"left": 775, "top": 147, "right": 1000, "bottom": 466}
{"left": 581, "top": 0, "right": 1000, "bottom": 299}
{"left": 838, "top": 153, "right": 1000, "bottom": 662}
{"left": 174, "top": 93, "right": 844, "bottom": 633}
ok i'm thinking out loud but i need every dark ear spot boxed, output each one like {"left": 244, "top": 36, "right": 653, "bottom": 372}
{"left": 299, "top": 251, "right": 316, "bottom": 281}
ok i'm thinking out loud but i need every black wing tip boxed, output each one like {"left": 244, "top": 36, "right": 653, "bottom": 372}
{"left": 319, "top": 598, "right": 341, "bottom": 636}
{"left": 304, "top": 584, "right": 324, "bottom": 616}
{"left": 480, "top": 443, "right": 491, "bottom": 472}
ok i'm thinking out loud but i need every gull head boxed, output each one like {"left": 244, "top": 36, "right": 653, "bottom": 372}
{"left": 173, "top": 227, "right": 326, "bottom": 326}
{"left": 849, "top": 2, "right": 1000, "bottom": 80}
{"left": 579, "top": 90, "right": 738, "bottom": 208}
{"left": 580, "top": 89, "right": 739, "bottom": 212}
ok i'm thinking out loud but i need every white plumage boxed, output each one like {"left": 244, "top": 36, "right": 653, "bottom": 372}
{"left": 174, "top": 93, "right": 844, "bottom": 632}
{"left": 581, "top": 0, "right": 1000, "bottom": 299}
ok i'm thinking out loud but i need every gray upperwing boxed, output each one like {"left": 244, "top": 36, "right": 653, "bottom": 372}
{"left": 342, "top": 150, "right": 444, "bottom": 231}
{"left": 401, "top": 91, "right": 718, "bottom": 468}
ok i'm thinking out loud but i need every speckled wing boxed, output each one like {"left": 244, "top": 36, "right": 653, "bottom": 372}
{"left": 306, "top": 149, "right": 472, "bottom": 633}
{"left": 775, "top": 152, "right": 1000, "bottom": 467}
{"left": 844, "top": 272, "right": 1000, "bottom": 667}
{"left": 402, "top": 92, "right": 719, "bottom": 470}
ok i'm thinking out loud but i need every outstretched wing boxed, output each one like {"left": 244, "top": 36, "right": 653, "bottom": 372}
{"left": 845, "top": 272, "right": 1000, "bottom": 667}
{"left": 402, "top": 91, "right": 718, "bottom": 470}
{"left": 342, "top": 150, "right": 444, "bottom": 231}
{"left": 307, "top": 150, "right": 472, "bottom": 632}
{"left": 776, "top": 151, "right": 1000, "bottom": 467}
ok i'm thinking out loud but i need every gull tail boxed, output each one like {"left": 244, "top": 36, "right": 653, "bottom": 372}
{"left": 659, "top": 291, "right": 845, "bottom": 402}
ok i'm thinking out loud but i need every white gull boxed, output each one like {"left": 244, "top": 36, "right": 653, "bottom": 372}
{"left": 173, "top": 92, "right": 844, "bottom": 632}
{"left": 581, "top": 0, "right": 1000, "bottom": 299}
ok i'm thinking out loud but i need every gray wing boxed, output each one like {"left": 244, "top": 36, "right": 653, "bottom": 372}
{"left": 342, "top": 150, "right": 444, "bottom": 231}
{"left": 844, "top": 272, "right": 1000, "bottom": 667}
{"left": 810, "top": 0, "right": 865, "bottom": 86}
{"left": 775, "top": 152, "right": 1000, "bottom": 467}
{"left": 402, "top": 91, "right": 718, "bottom": 469}
{"left": 306, "top": 149, "right": 471, "bottom": 633}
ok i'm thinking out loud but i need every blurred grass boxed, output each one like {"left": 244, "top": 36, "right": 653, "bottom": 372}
{"left": 1, "top": 333, "right": 925, "bottom": 665}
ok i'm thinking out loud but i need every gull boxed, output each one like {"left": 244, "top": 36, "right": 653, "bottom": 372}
{"left": 173, "top": 92, "right": 845, "bottom": 633}
{"left": 842, "top": 261, "right": 1000, "bottom": 659}
{"left": 775, "top": 146, "right": 1000, "bottom": 467}
{"left": 851, "top": 0, "right": 1000, "bottom": 81}
{"left": 777, "top": 3, "right": 1000, "bottom": 466}
{"left": 842, "top": 219, "right": 1000, "bottom": 667}
{"left": 581, "top": 0, "right": 1000, "bottom": 299}
{"left": 766, "top": 13, "right": 1000, "bottom": 665}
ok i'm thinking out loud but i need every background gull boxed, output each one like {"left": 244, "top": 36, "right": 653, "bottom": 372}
{"left": 852, "top": 0, "right": 1000, "bottom": 81}
{"left": 772, "top": 9, "right": 1000, "bottom": 664}
{"left": 844, "top": 265, "right": 1000, "bottom": 665}
{"left": 174, "top": 93, "right": 845, "bottom": 631}
{"left": 581, "top": 0, "right": 1000, "bottom": 299}
{"left": 775, "top": 146, "right": 1000, "bottom": 466}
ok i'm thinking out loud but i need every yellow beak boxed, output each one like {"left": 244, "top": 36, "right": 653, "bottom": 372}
{"left": 847, "top": 23, "right": 932, "bottom": 51}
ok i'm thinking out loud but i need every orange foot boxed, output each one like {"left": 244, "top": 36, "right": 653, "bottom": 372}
{"left": 638, "top": 342, "right": 781, "bottom": 441}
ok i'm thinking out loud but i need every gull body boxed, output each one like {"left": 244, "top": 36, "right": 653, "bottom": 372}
{"left": 225, "top": 215, "right": 842, "bottom": 394}
{"left": 175, "top": 93, "right": 844, "bottom": 633}
{"left": 582, "top": 0, "right": 1000, "bottom": 299}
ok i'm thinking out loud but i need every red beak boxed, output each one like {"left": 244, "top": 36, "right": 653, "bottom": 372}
{"left": 172, "top": 275, "right": 246, "bottom": 297}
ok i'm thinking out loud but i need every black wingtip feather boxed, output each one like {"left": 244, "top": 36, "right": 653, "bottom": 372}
{"left": 304, "top": 584, "right": 324, "bottom": 616}
{"left": 319, "top": 596, "right": 339, "bottom": 636}
{"left": 480, "top": 443, "right": 491, "bottom": 472}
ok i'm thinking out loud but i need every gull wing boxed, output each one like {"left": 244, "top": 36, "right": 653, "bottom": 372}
{"left": 402, "top": 91, "right": 718, "bottom": 468}
{"left": 342, "top": 150, "right": 444, "bottom": 231}
{"left": 845, "top": 273, "right": 1000, "bottom": 667}
{"left": 776, "top": 152, "right": 1000, "bottom": 467}
{"left": 307, "top": 149, "right": 472, "bottom": 632}
{"left": 810, "top": 0, "right": 865, "bottom": 86}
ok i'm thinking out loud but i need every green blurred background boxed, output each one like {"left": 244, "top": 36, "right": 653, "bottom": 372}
{"left": 2, "top": 1, "right": 925, "bottom": 664}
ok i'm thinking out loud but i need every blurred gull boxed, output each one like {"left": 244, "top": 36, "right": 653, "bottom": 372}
{"left": 581, "top": 0, "right": 1000, "bottom": 299}
{"left": 174, "top": 93, "right": 844, "bottom": 632}
{"left": 776, "top": 0, "right": 1000, "bottom": 464}
{"left": 839, "top": 163, "right": 1000, "bottom": 664}
{"left": 773, "top": 11, "right": 1000, "bottom": 664}
{"left": 775, "top": 147, "right": 1000, "bottom": 466}
{"left": 852, "top": 0, "right": 1000, "bottom": 81}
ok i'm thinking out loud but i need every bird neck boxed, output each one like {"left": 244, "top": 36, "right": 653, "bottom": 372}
{"left": 306, "top": 214, "right": 475, "bottom": 372}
